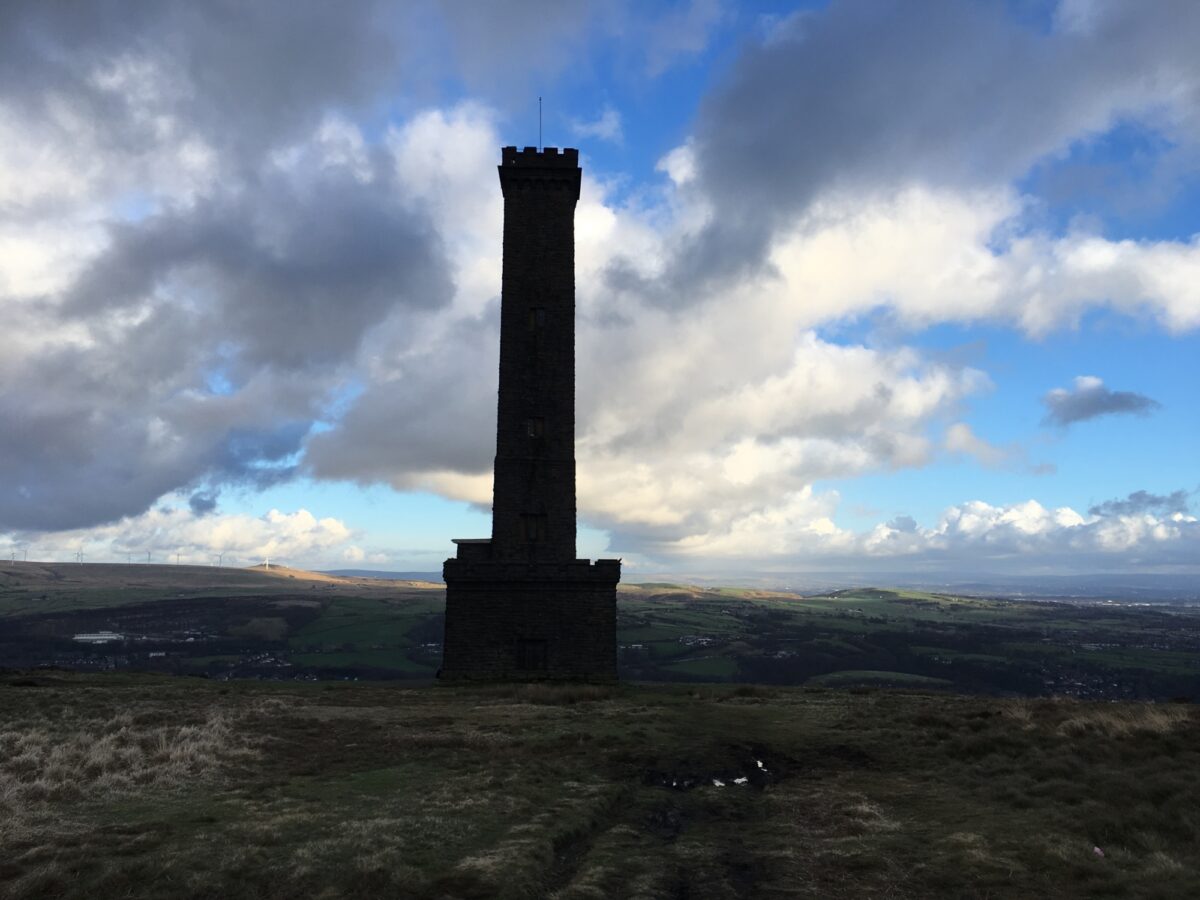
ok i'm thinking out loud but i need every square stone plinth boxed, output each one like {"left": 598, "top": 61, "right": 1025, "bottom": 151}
{"left": 441, "top": 558, "right": 619, "bottom": 681}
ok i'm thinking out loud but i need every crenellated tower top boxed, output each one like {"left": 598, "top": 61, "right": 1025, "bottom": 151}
{"left": 501, "top": 146, "right": 579, "bottom": 166}
{"left": 498, "top": 146, "right": 582, "bottom": 201}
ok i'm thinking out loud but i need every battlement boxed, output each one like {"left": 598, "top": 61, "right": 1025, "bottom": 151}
{"left": 501, "top": 145, "right": 580, "bottom": 168}
{"left": 445, "top": 557, "right": 621, "bottom": 584}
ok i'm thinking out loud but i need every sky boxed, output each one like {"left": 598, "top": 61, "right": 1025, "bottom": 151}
{"left": 1, "top": 0, "right": 1198, "bottom": 579}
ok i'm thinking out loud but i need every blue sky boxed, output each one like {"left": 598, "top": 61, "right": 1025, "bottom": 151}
{"left": 1, "top": 0, "right": 1198, "bottom": 577}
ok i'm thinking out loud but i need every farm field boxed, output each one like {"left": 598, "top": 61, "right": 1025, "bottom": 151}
{"left": 614, "top": 585, "right": 1200, "bottom": 699}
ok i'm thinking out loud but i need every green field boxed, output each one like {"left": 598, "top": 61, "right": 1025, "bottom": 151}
{"left": 615, "top": 585, "right": 1200, "bottom": 698}
{"left": 662, "top": 656, "right": 739, "bottom": 678}
{"left": 809, "top": 670, "right": 954, "bottom": 688}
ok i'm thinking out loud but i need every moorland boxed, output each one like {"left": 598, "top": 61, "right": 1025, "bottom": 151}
{"left": 2, "top": 674, "right": 1198, "bottom": 898}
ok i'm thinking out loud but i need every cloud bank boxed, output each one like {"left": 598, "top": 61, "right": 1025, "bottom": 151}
{"left": 2, "top": 1, "right": 1199, "bottom": 575}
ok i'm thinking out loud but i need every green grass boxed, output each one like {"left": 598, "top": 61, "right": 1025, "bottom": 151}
{"left": 289, "top": 596, "right": 418, "bottom": 649}
{"left": 178, "top": 654, "right": 245, "bottom": 667}
{"left": 290, "top": 651, "right": 435, "bottom": 673}
{"left": 2, "top": 674, "right": 1198, "bottom": 898}
{"left": 0, "top": 588, "right": 184, "bottom": 617}
{"left": 910, "top": 646, "right": 1010, "bottom": 665}
{"left": 646, "top": 640, "right": 693, "bottom": 659}
{"left": 1077, "top": 646, "right": 1200, "bottom": 674}
{"left": 662, "top": 656, "right": 739, "bottom": 678}
{"left": 809, "top": 670, "right": 954, "bottom": 687}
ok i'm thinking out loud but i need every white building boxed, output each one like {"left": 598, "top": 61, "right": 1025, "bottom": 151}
{"left": 73, "top": 631, "right": 124, "bottom": 644}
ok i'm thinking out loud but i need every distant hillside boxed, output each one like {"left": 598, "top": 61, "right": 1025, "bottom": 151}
{"left": 0, "top": 561, "right": 401, "bottom": 595}
{"left": 3, "top": 570, "right": 1199, "bottom": 699}
{"left": 323, "top": 569, "right": 443, "bottom": 582}
{"left": 0, "top": 562, "right": 441, "bottom": 618}
{"left": 642, "top": 571, "right": 1200, "bottom": 602}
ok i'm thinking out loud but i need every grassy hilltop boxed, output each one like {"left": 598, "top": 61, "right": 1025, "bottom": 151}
{"left": 2, "top": 673, "right": 1198, "bottom": 899}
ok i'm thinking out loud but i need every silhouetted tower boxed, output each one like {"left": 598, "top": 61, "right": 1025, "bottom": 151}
{"left": 442, "top": 146, "right": 620, "bottom": 681}
{"left": 491, "top": 146, "right": 580, "bottom": 562}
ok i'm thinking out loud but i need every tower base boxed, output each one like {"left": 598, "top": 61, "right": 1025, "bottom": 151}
{"left": 441, "top": 556, "right": 620, "bottom": 682}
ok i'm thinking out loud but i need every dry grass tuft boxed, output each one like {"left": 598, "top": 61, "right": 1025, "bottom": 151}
{"left": 493, "top": 683, "right": 615, "bottom": 706}
{"left": 1146, "top": 851, "right": 1186, "bottom": 874}
{"left": 396, "top": 727, "right": 516, "bottom": 750}
{"left": 1056, "top": 704, "right": 1192, "bottom": 738}
{"left": 844, "top": 798, "right": 901, "bottom": 834}
{"left": 999, "top": 700, "right": 1035, "bottom": 729}
{"left": 0, "top": 710, "right": 259, "bottom": 816}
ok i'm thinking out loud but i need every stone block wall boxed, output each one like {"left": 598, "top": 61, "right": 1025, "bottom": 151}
{"left": 442, "top": 558, "right": 619, "bottom": 681}
{"left": 491, "top": 146, "right": 582, "bottom": 562}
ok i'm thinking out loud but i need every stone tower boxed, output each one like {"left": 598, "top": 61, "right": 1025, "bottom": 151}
{"left": 441, "top": 146, "right": 621, "bottom": 681}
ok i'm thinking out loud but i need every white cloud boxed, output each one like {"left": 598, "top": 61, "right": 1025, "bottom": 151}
{"left": 639, "top": 496, "right": 1200, "bottom": 573}
{"left": 385, "top": 103, "right": 504, "bottom": 317}
{"left": 946, "top": 422, "right": 1009, "bottom": 468}
{"left": 758, "top": 186, "right": 1200, "bottom": 336}
{"left": 569, "top": 105, "right": 623, "bottom": 144}
{"left": 6, "top": 504, "right": 356, "bottom": 568}
{"left": 573, "top": 330, "right": 984, "bottom": 553}
{"left": 656, "top": 140, "right": 697, "bottom": 187}
{"left": 942, "top": 422, "right": 1050, "bottom": 474}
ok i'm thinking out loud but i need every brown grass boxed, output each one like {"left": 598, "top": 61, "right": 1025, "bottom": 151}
{"left": 482, "top": 682, "right": 616, "bottom": 705}
{"left": 2, "top": 679, "right": 1199, "bottom": 899}
{"left": 0, "top": 710, "right": 259, "bottom": 815}
{"left": 1056, "top": 703, "right": 1192, "bottom": 738}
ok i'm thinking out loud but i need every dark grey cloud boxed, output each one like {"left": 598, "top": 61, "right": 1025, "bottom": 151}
{"left": 305, "top": 308, "right": 500, "bottom": 487}
{"left": 0, "top": 2, "right": 476, "bottom": 534}
{"left": 1041, "top": 377, "right": 1161, "bottom": 427}
{"left": 188, "top": 491, "right": 218, "bottom": 516}
{"left": 0, "top": 155, "right": 452, "bottom": 532}
{"left": 0, "top": 0, "right": 400, "bottom": 165}
{"left": 638, "top": 0, "right": 1200, "bottom": 296}
{"left": 1089, "top": 490, "right": 1191, "bottom": 519}
{"left": 0, "top": 337, "right": 323, "bottom": 531}
{"left": 430, "top": 1, "right": 724, "bottom": 99}
{"left": 65, "top": 164, "right": 452, "bottom": 372}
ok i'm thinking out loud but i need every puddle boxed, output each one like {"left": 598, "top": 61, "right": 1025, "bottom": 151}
{"left": 644, "top": 745, "right": 787, "bottom": 791}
